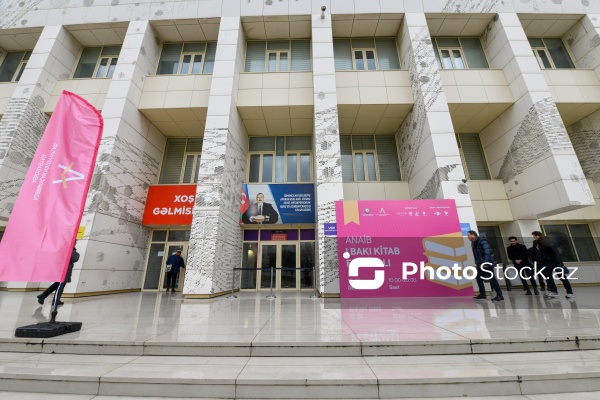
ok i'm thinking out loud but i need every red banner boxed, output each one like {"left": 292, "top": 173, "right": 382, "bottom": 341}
{"left": 0, "top": 91, "right": 103, "bottom": 282}
{"left": 142, "top": 184, "right": 196, "bottom": 226}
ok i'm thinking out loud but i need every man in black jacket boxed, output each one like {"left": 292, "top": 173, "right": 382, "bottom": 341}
{"left": 532, "top": 231, "right": 575, "bottom": 299}
{"left": 507, "top": 236, "right": 539, "bottom": 295}
{"left": 165, "top": 250, "right": 185, "bottom": 292}
{"left": 468, "top": 230, "right": 504, "bottom": 302}
{"left": 528, "top": 241, "right": 546, "bottom": 291}
{"left": 37, "top": 241, "right": 80, "bottom": 306}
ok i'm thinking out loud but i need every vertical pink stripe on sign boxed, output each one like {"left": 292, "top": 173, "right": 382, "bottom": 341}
{"left": 0, "top": 91, "right": 103, "bottom": 282}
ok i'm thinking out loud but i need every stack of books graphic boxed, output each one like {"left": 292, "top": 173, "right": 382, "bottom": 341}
{"left": 422, "top": 233, "right": 472, "bottom": 289}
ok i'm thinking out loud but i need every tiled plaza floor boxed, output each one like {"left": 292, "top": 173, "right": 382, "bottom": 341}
{"left": 0, "top": 286, "right": 598, "bottom": 344}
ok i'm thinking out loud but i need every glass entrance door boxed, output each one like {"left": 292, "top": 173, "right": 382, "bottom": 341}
{"left": 258, "top": 242, "right": 298, "bottom": 290}
{"left": 162, "top": 243, "right": 188, "bottom": 292}
{"left": 144, "top": 243, "right": 187, "bottom": 292}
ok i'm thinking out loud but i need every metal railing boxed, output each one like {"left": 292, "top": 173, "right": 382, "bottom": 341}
{"left": 227, "top": 266, "right": 319, "bottom": 300}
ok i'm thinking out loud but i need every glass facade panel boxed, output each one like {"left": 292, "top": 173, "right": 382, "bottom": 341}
{"left": 543, "top": 224, "right": 577, "bottom": 262}
{"left": 569, "top": 224, "right": 600, "bottom": 262}
{"left": 241, "top": 243, "right": 258, "bottom": 289}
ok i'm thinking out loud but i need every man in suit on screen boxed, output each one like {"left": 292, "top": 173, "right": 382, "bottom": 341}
{"left": 242, "top": 193, "right": 279, "bottom": 224}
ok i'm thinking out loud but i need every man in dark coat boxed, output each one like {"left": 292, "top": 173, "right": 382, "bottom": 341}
{"left": 468, "top": 230, "right": 504, "bottom": 302}
{"left": 528, "top": 240, "right": 546, "bottom": 291}
{"left": 532, "top": 231, "right": 575, "bottom": 299}
{"left": 165, "top": 250, "right": 185, "bottom": 292}
{"left": 37, "top": 241, "right": 80, "bottom": 306}
{"left": 507, "top": 236, "right": 539, "bottom": 295}
{"left": 242, "top": 193, "right": 279, "bottom": 224}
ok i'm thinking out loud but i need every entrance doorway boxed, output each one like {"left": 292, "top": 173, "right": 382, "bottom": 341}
{"left": 241, "top": 241, "right": 314, "bottom": 291}
{"left": 143, "top": 242, "right": 188, "bottom": 292}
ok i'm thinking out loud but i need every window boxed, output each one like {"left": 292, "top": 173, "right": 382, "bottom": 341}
{"left": 432, "top": 38, "right": 489, "bottom": 69}
{"left": 73, "top": 46, "right": 122, "bottom": 79}
{"left": 0, "top": 51, "right": 31, "bottom": 82}
{"left": 528, "top": 38, "right": 575, "bottom": 69}
{"left": 333, "top": 38, "right": 400, "bottom": 71}
{"left": 247, "top": 136, "right": 312, "bottom": 183}
{"left": 157, "top": 42, "right": 217, "bottom": 75}
{"left": 541, "top": 224, "right": 599, "bottom": 262}
{"left": 244, "top": 40, "right": 311, "bottom": 73}
{"left": 340, "top": 135, "right": 401, "bottom": 182}
{"left": 158, "top": 138, "right": 203, "bottom": 184}
{"left": 456, "top": 134, "right": 491, "bottom": 180}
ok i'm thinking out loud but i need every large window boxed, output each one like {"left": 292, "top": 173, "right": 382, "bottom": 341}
{"left": 340, "top": 135, "right": 401, "bottom": 182}
{"left": 157, "top": 42, "right": 216, "bottom": 75}
{"left": 541, "top": 224, "right": 599, "bottom": 262}
{"left": 158, "top": 138, "right": 203, "bottom": 184}
{"left": 245, "top": 40, "right": 311, "bottom": 73}
{"left": 432, "top": 37, "right": 489, "bottom": 69}
{"left": 333, "top": 38, "right": 400, "bottom": 71}
{"left": 247, "top": 136, "right": 312, "bottom": 183}
{"left": 73, "top": 46, "right": 122, "bottom": 79}
{"left": 528, "top": 38, "right": 575, "bottom": 69}
{"left": 456, "top": 134, "right": 491, "bottom": 180}
{"left": 0, "top": 51, "right": 31, "bottom": 82}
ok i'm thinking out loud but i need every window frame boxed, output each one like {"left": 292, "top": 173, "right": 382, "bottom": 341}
{"left": 432, "top": 37, "right": 489, "bottom": 70}
{"left": 0, "top": 51, "right": 32, "bottom": 83}
{"left": 73, "top": 46, "right": 122, "bottom": 79}
{"left": 94, "top": 55, "right": 119, "bottom": 78}
{"left": 178, "top": 50, "right": 205, "bottom": 75}
{"left": 284, "top": 150, "right": 313, "bottom": 183}
{"left": 456, "top": 133, "right": 492, "bottom": 180}
{"left": 180, "top": 151, "right": 203, "bottom": 184}
{"left": 541, "top": 223, "right": 600, "bottom": 262}
{"left": 352, "top": 48, "right": 378, "bottom": 71}
{"left": 528, "top": 38, "right": 575, "bottom": 70}
{"left": 352, "top": 149, "right": 380, "bottom": 182}
{"left": 266, "top": 50, "right": 290, "bottom": 72}
{"left": 246, "top": 136, "right": 313, "bottom": 183}
{"left": 248, "top": 151, "right": 276, "bottom": 183}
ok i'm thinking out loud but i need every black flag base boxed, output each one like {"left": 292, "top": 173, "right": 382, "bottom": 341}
{"left": 16, "top": 282, "right": 82, "bottom": 338}
{"left": 15, "top": 321, "right": 82, "bottom": 338}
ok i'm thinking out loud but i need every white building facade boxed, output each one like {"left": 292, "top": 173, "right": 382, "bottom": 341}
{"left": 1, "top": 0, "right": 600, "bottom": 298}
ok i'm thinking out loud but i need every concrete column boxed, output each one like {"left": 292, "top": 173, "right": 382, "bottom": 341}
{"left": 184, "top": 16, "right": 248, "bottom": 298}
{"left": 0, "top": 25, "right": 81, "bottom": 291}
{"left": 500, "top": 219, "right": 541, "bottom": 249}
{"left": 564, "top": 15, "right": 600, "bottom": 195}
{"left": 311, "top": 3, "right": 345, "bottom": 295}
{"left": 71, "top": 21, "right": 163, "bottom": 296}
{"left": 481, "top": 13, "right": 594, "bottom": 220}
{"left": 396, "top": 13, "right": 477, "bottom": 230}
{"left": 0, "top": 25, "right": 80, "bottom": 219}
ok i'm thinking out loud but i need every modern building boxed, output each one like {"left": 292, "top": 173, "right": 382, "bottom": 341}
{"left": 1, "top": 0, "right": 600, "bottom": 298}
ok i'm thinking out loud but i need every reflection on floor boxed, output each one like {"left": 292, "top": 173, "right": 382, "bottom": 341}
{"left": 0, "top": 287, "right": 598, "bottom": 344}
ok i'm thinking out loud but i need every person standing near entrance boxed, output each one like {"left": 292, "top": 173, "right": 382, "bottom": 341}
{"left": 468, "top": 230, "right": 504, "bottom": 302}
{"left": 37, "top": 241, "right": 80, "bottom": 306}
{"left": 532, "top": 231, "right": 575, "bottom": 299}
{"left": 165, "top": 250, "right": 185, "bottom": 292}
{"left": 507, "top": 236, "right": 539, "bottom": 295}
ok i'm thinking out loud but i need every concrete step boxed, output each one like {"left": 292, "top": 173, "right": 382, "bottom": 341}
{"left": 1, "top": 333, "right": 599, "bottom": 357}
{"left": 1, "top": 351, "right": 600, "bottom": 398}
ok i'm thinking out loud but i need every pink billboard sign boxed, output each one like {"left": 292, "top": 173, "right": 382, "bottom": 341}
{"left": 336, "top": 199, "right": 474, "bottom": 298}
{"left": 0, "top": 91, "right": 103, "bottom": 282}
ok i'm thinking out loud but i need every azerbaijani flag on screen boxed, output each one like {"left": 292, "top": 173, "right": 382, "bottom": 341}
{"left": 0, "top": 91, "right": 103, "bottom": 282}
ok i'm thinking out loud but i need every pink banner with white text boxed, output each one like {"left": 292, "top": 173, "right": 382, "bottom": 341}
{"left": 336, "top": 200, "right": 474, "bottom": 298}
{"left": 0, "top": 91, "right": 103, "bottom": 282}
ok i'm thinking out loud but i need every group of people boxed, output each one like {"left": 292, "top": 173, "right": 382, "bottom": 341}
{"left": 468, "top": 230, "right": 575, "bottom": 302}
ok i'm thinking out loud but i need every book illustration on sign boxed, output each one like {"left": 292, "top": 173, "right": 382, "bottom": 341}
{"left": 422, "top": 232, "right": 472, "bottom": 289}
